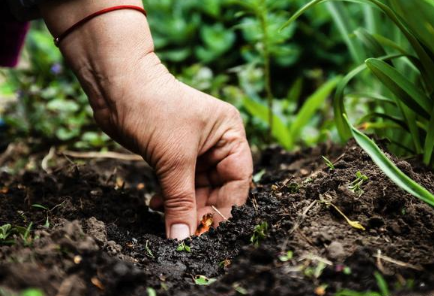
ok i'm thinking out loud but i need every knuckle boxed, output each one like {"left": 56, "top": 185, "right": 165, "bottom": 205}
{"left": 164, "top": 194, "right": 195, "bottom": 212}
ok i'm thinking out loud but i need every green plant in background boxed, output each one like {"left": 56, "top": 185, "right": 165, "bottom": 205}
{"left": 0, "top": 23, "right": 112, "bottom": 151}
{"left": 284, "top": 0, "right": 434, "bottom": 205}
{"left": 1, "top": 0, "right": 354, "bottom": 152}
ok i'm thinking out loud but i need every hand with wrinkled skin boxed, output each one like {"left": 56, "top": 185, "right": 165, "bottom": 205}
{"left": 40, "top": 0, "right": 253, "bottom": 240}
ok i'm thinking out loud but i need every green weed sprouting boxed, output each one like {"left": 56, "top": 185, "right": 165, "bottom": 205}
{"left": 278, "top": 250, "right": 293, "bottom": 262}
{"left": 348, "top": 171, "right": 369, "bottom": 197}
{"left": 194, "top": 275, "right": 217, "bottom": 286}
{"left": 0, "top": 224, "right": 12, "bottom": 241}
{"left": 287, "top": 182, "right": 300, "bottom": 194}
{"left": 334, "top": 271, "right": 389, "bottom": 296}
{"left": 322, "top": 156, "right": 335, "bottom": 170}
{"left": 176, "top": 241, "right": 191, "bottom": 253}
{"left": 250, "top": 221, "right": 269, "bottom": 247}
{"left": 145, "top": 240, "right": 155, "bottom": 259}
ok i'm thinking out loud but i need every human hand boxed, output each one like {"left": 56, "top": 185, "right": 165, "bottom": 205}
{"left": 40, "top": 0, "right": 253, "bottom": 240}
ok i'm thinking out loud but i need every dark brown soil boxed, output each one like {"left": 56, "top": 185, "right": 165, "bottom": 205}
{"left": 1, "top": 142, "right": 434, "bottom": 296}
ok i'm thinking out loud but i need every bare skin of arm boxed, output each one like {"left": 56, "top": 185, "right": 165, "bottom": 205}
{"left": 39, "top": 0, "right": 253, "bottom": 240}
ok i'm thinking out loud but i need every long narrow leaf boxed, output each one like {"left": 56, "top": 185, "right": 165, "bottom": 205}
{"left": 423, "top": 108, "right": 434, "bottom": 165}
{"left": 326, "top": 2, "right": 365, "bottom": 63}
{"left": 334, "top": 54, "right": 403, "bottom": 141}
{"left": 242, "top": 97, "right": 291, "bottom": 149}
{"left": 365, "top": 58, "right": 432, "bottom": 118}
{"left": 288, "top": 77, "right": 341, "bottom": 148}
{"left": 281, "top": 0, "right": 434, "bottom": 90}
{"left": 344, "top": 114, "right": 434, "bottom": 207}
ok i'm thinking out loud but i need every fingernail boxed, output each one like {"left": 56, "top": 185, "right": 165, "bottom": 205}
{"left": 170, "top": 223, "right": 190, "bottom": 240}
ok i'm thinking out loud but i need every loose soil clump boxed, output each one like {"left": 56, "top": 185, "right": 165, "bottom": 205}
{"left": 1, "top": 142, "right": 433, "bottom": 296}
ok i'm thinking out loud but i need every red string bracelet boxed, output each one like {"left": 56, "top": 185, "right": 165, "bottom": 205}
{"left": 53, "top": 5, "right": 147, "bottom": 47}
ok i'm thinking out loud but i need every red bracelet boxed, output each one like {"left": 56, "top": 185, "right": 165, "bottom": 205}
{"left": 53, "top": 5, "right": 147, "bottom": 47}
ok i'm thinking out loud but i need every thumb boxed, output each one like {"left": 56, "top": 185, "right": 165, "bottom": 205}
{"left": 158, "top": 163, "right": 197, "bottom": 240}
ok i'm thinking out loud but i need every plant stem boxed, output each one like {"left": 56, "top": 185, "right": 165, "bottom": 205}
{"left": 258, "top": 2, "right": 274, "bottom": 144}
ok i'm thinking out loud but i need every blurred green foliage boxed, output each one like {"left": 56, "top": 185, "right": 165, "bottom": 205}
{"left": 0, "top": 0, "right": 354, "bottom": 151}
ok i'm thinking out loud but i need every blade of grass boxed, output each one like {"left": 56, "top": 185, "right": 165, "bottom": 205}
{"left": 288, "top": 77, "right": 341, "bottom": 148}
{"left": 326, "top": 2, "right": 365, "bottom": 63}
{"left": 357, "top": 112, "right": 408, "bottom": 131}
{"left": 242, "top": 96, "right": 291, "bottom": 149}
{"left": 347, "top": 92, "right": 396, "bottom": 106}
{"left": 365, "top": 58, "right": 432, "bottom": 118}
{"left": 354, "top": 28, "right": 386, "bottom": 57}
{"left": 281, "top": 0, "right": 434, "bottom": 91}
{"left": 343, "top": 114, "right": 434, "bottom": 207}
{"left": 334, "top": 54, "right": 403, "bottom": 141}
{"left": 423, "top": 108, "right": 434, "bottom": 166}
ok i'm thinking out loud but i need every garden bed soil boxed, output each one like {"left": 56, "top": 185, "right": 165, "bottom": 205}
{"left": 1, "top": 142, "right": 434, "bottom": 296}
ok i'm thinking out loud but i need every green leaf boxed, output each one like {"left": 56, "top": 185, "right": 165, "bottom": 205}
{"left": 365, "top": 58, "right": 432, "bottom": 118}
{"left": 389, "top": 0, "right": 434, "bottom": 56}
{"left": 146, "top": 287, "right": 157, "bottom": 296}
{"left": 344, "top": 114, "right": 434, "bottom": 207}
{"left": 326, "top": 2, "right": 366, "bottom": 63}
{"left": 20, "top": 289, "right": 45, "bottom": 296}
{"left": 32, "top": 204, "right": 49, "bottom": 211}
{"left": 242, "top": 97, "right": 291, "bottom": 149}
{"left": 374, "top": 272, "right": 390, "bottom": 296}
{"left": 423, "top": 108, "right": 434, "bottom": 165}
{"left": 354, "top": 28, "right": 386, "bottom": 57}
{"left": 288, "top": 77, "right": 341, "bottom": 148}
{"left": 194, "top": 275, "right": 217, "bottom": 286}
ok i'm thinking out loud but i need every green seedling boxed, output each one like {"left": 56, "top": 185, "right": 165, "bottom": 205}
{"left": 194, "top": 275, "right": 216, "bottom": 286}
{"left": 145, "top": 240, "right": 155, "bottom": 259}
{"left": 0, "top": 224, "right": 12, "bottom": 241}
{"left": 250, "top": 221, "right": 269, "bottom": 247}
{"left": 146, "top": 287, "right": 157, "bottom": 296}
{"left": 335, "top": 271, "right": 390, "bottom": 296}
{"left": 253, "top": 169, "right": 266, "bottom": 183}
{"left": 322, "top": 156, "right": 335, "bottom": 170}
{"left": 20, "top": 289, "right": 45, "bottom": 296}
{"left": 233, "top": 283, "right": 248, "bottom": 295}
{"left": 287, "top": 182, "right": 300, "bottom": 194}
{"left": 279, "top": 250, "right": 294, "bottom": 262}
{"left": 0, "top": 224, "right": 11, "bottom": 238}
{"left": 176, "top": 241, "right": 191, "bottom": 253}
{"left": 21, "top": 222, "right": 34, "bottom": 246}
{"left": 343, "top": 266, "right": 352, "bottom": 275}
{"left": 32, "top": 204, "right": 50, "bottom": 229}
{"left": 304, "top": 261, "right": 327, "bottom": 279}
{"left": 348, "top": 171, "right": 369, "bottom": 196}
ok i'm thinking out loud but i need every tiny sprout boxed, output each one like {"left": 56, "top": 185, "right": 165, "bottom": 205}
{"left": 194, "top": 275, "right": 216, "bottom": 286}
{"left": 145, "top": 240, "right": 155, "bottom": 258}
{"left": 348, "top": 171, "right": 369, "bottom": 196}
{"left": 146, "top": 287, "right": 157, "bottom": 296}
{"left": 233, "top": 283, "right": 248, "bottom": 295}
{"left": 219, "top": 259, "right": 231, "bottom": 268}
{"left": 0, "top": 224, "right": 11, "bottom": 241}
{"left": 343, "top": 266, "right": 351, "bottom": 275}
{"left": 176, "top": 241, "right": 191, "bottom": 253}
{"left": 279, "top": 250, "right": 293, "bottom": 262}
{"left": 287, "top": 182, "right": 299, "bottom": 194}
{"left": 322, "top": 156, "right": 335, "bottom": 170}
{"left": 250, "top": 221, "right": 269, "bottom": 247}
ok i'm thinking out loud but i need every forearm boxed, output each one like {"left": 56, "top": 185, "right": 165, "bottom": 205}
{"left": 39, "top": 0, "right": 163, "bottom": 104}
